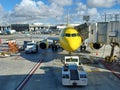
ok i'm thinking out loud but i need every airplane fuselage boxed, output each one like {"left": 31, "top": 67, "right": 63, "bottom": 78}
{"left": 59, "top": 26, "right": 82, "bottom": 52}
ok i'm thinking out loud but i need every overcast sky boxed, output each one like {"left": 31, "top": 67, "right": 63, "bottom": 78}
{"left": 0, "top": 0, "right": 120, "bottom": 25}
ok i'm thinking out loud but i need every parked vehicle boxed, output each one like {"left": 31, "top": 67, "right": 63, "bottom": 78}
{"left": 24, "top": 41, "right": 38, "bottom": 54}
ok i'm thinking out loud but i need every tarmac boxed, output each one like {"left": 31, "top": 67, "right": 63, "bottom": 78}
{"left": 0, "top": 33, "right": 120, "bottom": 90}
{"left": 100, "top": 60, "right": 120, "bottom": 79}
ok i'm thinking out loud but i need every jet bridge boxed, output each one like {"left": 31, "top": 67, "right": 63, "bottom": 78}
{"left": 89, "top": 21, "right": 120, "bottom": 61}
{"left": 89, "top": 21, "right": 120, "bottom": 49}
{"left": 107, "top": 21, "right": 120, "bottom": 44}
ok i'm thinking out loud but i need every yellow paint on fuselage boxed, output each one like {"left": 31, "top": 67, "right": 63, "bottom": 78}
{"left": 59, "top": 26, "right": 82, "bottom": 52}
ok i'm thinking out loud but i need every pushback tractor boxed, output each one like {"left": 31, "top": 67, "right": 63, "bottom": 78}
{"left": 62, "top": 56, "right": 88, "bottom": 86}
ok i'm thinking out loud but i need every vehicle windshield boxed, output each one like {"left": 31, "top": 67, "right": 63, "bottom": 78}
{"left": 27, "top": 43, "right": 35, "bottom": 46}
{"left": 66, "top": 58, "right": 78, "bottom": 62}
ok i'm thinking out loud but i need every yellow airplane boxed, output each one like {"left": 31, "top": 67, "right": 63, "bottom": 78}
{"left": 59, "top": 25, "right": 82, "bottom": 52}
{"left": 39, "top": 13, "right": 82, "bottom": 52}
{"left": 39, "top": 25, "right": 82, "bottom": 53}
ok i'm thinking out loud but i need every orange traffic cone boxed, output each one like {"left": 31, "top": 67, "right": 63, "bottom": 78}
{"left": 96, "top": 52, "right": 98, "bottom": 55}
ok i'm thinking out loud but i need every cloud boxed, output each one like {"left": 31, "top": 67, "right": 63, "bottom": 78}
{"left": 76, "top": 2, "right": 99, "bottom": 16}
{"left": 117, "top": 0, "right": 120, "bottom": 4}
{"left": 87, "top": 8, "right": 99, "bottom": 15}
{"left": 87, "top": 0, "right": 116, "bottom": 8}
{"left": 117, "top": 0, "right": 120, "bottom": 3}
{"left": 77, "top": 2, "right": 87, "bottom": 11}
{"left": 49, "top": 0, "right": 73, "bottom": 6}
{"left": 0, "top": 0, "right": 67, "bottom": 24}
{"left": 0, "top": 4, "right": 4, "bottom": 12}
{"left": 0, "top": 4, "right": 5, "bottom": 18}
{"left": 13, "top": 0, "right": 39, "bottom": 17}
{"left": 75, "top": 2, "right": 100, "bottom": 23}
{"left": 0, "top": 4, "right": 8, "bottom": 24}
{"left": 0, "top": 0, "right": 100, "bottom": 24}
{"left": 0, "top": 0, "right": 119, "bottom": 24}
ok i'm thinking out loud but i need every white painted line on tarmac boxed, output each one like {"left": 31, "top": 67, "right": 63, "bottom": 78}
{"left": 16, "top": 57, "right": 43, "bottom": 90}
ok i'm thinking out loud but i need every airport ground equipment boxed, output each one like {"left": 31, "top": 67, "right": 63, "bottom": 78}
{"left": 0, "top": 39, "right": 19, "bottom": 57}
{"left": 8, "top": 42, "right": 19, "bottom": 53}
{"left": 24, "top": 41, "right": 38, "bottom": 53}
{"left": 62, "top": 56, "right": 88, "bottom": 86}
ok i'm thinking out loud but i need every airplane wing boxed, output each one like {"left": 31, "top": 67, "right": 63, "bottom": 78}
{"left": 47, "top": 37, "right": 59, "bottom": 41}
{"left": 39, "top": 36, "right": 60, "bottom": 49}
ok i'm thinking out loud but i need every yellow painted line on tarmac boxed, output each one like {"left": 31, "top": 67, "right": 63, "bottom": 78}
{"left": 86, "top": 68, "right": 100, "bottom": 72}
{"left": 86, "top": 69, "right": 92, "bottom": 72}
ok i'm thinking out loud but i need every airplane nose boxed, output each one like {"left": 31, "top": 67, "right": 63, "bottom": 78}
{"left": 66, "top": 38, "right": 81, "bottom": 51}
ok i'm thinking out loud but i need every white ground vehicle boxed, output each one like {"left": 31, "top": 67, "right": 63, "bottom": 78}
{"left": 62, "top": 56, "right": 88, "bottom": 86}
{"left": 25, "top": 41, "right": 38, "bottom": 53}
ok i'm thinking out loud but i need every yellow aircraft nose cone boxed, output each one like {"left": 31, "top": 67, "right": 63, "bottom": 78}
{"left": 65, "top": 37, "right": 82, "bottom": 52}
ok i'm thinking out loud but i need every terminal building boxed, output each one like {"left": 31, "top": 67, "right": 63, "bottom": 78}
{"left": 0, "top": 24, "right": 54, "bottom": 32}
{"left": 0, "top": 25, "right": 10, "bottom": 31}
{"left": 0, "top": 23, "right": 79, "bottom": 33}
{"left": 11, "top": 24, "right": 29, "bottom": 32}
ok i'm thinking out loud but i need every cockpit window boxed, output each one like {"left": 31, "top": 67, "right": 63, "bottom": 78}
{"left": 72, "top": 33, "right": 76, "bottom": 37}
{"left": 65, "top": 33, "right": 78, "bottom": 37}
{"left": 65, "top": 34, "right": 70, "bottom": 37}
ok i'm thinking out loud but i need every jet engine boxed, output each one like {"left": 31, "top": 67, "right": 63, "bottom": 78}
{"left": 90, "top": 43, "right": 103, "bottom": 49}
{"left": 39, "top": 40, "right": 49, "bottom": 49}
